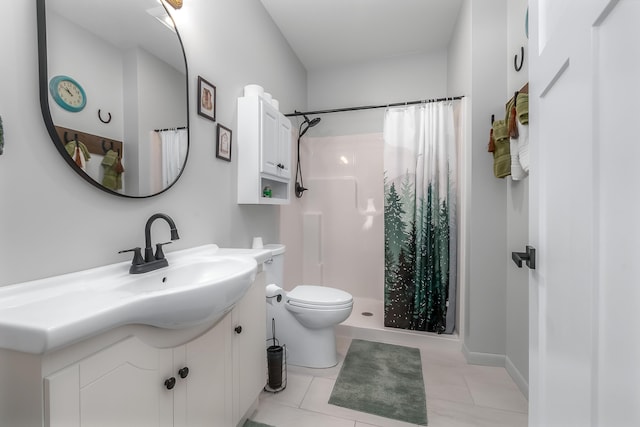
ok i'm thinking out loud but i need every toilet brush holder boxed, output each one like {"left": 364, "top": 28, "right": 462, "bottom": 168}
{"left": 264, "top": 318, "right": 287, "bottom": 392}
{"left": 264, "top": 343, "right": 287, "bottom": 392}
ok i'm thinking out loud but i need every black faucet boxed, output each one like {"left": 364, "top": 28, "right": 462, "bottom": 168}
{"left": 119, "top": 213, "right": 180, "bottom": 274}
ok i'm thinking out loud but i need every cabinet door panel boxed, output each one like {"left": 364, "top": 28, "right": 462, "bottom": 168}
{"left": 81, "top": 362, "right": 166, "bottom": 427}
{"left": 260, "top": 102, "right": 279, "bottom": 177}
{"left": 278, "top": 118, "right": 292, "bottom": 179}
{"left": 181, "top": 315, "right": 232, "bottom": 427}
{"left": 233, "top": 272, "right": 267, "bottom": 424}
{"left": 45, "top": 365, "right": 80, "bottom": 427}
{"left": 79, "top": 337, "right": 172, "bottom": 427}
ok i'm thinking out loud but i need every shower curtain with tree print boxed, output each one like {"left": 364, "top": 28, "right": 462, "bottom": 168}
{"left": 383, "top": 100, "right": 458, "bottom": 334}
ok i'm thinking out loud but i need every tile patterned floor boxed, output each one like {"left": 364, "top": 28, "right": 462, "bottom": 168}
{"left": 249, "top": 300, "right": 528, "bottom": 427}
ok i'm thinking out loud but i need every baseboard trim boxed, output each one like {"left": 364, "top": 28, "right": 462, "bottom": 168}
{"left": 462, "top": 343, "right": 529, "bottom": 400}
{"left": 461, "top": 342, "right": 505, "bottom": 366}
{"left": 505, "top": 355, "right": 529, "bottom": 399}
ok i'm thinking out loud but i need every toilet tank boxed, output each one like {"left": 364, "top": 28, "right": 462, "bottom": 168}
{"left": 263, "top": 244, "right": 286, "bottom": 286}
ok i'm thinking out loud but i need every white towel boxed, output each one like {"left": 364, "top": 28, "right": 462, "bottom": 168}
{"left": 517, "top": 120, "right": 530, "bottom": 173}
{"left": 510, "top": 135, "right": 526, "bottom": 181}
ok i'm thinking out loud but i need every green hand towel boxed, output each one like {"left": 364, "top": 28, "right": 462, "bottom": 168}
{"left": 101, "top": 149, "right": 123, "bottom": 190}
{"left": 516, "top": 93, "right": 529, "bottom": 125}
{"left": 492, "top": 119, "right": 511, "bottom": 178}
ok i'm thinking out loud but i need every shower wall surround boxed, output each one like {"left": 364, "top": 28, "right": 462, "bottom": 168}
{"left": 296, "top": 133, "right": 385, "bottom": 300}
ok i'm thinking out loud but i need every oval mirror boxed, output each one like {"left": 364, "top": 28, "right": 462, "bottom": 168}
{"left": 37, "top": 0, "right": 189, "bottom": 198}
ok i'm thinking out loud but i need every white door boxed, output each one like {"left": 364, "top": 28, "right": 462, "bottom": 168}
{"left": 529, "top": 1, "right": 640, "bottom": 425}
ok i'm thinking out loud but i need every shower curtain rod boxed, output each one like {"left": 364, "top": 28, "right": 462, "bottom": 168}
{"left": 284, "top": 95, "right": 465, "bottom": 118}
{"left": 154, "top": 126, "right": 188, "bottom": 132}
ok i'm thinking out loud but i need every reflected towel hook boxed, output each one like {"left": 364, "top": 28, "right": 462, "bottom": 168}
{"left": 98, "top": 109, "right": 112, "bottom": 124}
{"left": 514, "top": 46, "right": 524, "bottom": 72}
{"left": 101, "top": 139, "right": 114, "bottom": 154}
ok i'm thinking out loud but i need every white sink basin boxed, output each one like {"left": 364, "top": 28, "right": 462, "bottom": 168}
{"left": 0, "top": 244, "right": 261, "bottom": 354}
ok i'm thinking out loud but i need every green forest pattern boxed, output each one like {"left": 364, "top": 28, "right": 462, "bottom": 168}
{"left": 384, "top": 172, "right": 450, "bottom": 333}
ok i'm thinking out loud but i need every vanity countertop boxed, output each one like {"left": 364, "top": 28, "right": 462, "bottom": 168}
{"left": 0, "top": 244, "right": 273, "bottom": 354}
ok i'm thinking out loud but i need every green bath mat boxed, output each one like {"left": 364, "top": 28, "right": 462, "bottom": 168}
{"left": 329, "top": 339, "right": 427, "bottom": 425}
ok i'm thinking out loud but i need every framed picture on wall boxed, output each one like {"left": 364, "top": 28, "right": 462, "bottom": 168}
{"left": 216, "top": 124, "right": 232, "bottom": 162}
{"left": 197, "top": 76, "right": 216, "bottom": 122}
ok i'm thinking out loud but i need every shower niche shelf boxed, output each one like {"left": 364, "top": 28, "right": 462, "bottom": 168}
{"left": 237, "top": 95, "right": 292, "bottom": 205}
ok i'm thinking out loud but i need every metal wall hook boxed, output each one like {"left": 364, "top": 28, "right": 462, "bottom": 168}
{"left": 514, "top": 46, "right": 524, "bottom": 72}
{"left": 101, "top": 139, "right": 114, "bottom": 153}
{"left": 98, "top": 109, "right": 112, "bottom": 124}
{"left": 512, "top": 246, "right": 536, "bottom": 269}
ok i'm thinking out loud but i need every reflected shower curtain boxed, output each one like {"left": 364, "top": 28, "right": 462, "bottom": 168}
{"left": 159, "top": 128, "right": 188, "bottom": 187}
{"left": 383, "top": 100, "right": 460, "bottom": 334}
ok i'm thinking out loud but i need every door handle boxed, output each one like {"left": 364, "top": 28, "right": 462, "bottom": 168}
{"left": 512, "top": 246, "right": 536, "bottom": 269}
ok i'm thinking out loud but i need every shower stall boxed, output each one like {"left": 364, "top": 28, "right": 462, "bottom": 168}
{"left": 280, "top": 100, "right": 466, "bottom": 339}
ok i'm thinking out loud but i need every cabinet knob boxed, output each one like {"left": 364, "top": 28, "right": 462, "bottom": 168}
{"left": 178, "top": 367, "right": 189, "bottom": 379}
{"left": 277, "top": 163, "right": 284, "bottom": 169}
{"left": 164, "top": 377, "right": 176, "bottom": 390}
{"left": 234, "top": 325, "right": 243, "bottom": 334}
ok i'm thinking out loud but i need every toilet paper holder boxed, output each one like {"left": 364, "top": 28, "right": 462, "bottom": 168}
{"left": 267, "top": 293, "right": 282, "bottom": 303}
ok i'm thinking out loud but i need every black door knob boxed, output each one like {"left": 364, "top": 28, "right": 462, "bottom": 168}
{"left": 234, "top": 325, "right": 243, "bottom": 334}
{"left": 164, "top": 377, "right": 176, "bottom": 390}
{"left": 178, "top": 367, "right": 189, "bottom": 379}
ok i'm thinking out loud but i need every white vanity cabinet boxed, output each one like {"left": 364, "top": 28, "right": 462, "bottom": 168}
{"left": 2, "top": 272, "right": 267, "bottom": 427}
{"left": 237, "top": 96, "right": 292, "bottom": 205}
{"left": 44, "top": 319, "right": 233, "bottom": 427}
{"left": 44, "top": 337, "right": 171, "bottom": 427}
{"left": 231, "top": 268, "right": 267, "bottom": 425}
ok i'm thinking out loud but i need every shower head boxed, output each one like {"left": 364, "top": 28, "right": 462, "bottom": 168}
{"left": 295, "top": 113, "right": 321, "bottom": 199}
{"left": 305, "top": 115, "right": 321, "bottom": 127}
{"left": 299, "top": 115, "right": 321, "bottom": 137}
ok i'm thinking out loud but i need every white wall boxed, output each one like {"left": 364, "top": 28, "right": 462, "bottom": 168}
{"left": 447, "top": 0, "right": 472, "bottom": 346}
{"left": 505, "top": 0, "right": 530, "bottom": 396}
{"left": 449, "top": 0, "right": 510, "bottom": 363}
{"left": 0, "top": 0, "right": 306, "bottom": 287}
{"left": 133, "top": 47, "right": 187, "bottom": 195}
{"left": 449, "top": 0, "right": 529, "bottom": 396}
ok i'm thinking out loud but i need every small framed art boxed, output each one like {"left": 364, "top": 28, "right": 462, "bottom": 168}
{"left": 216, "top": 124, "right": 232, "bottom": 162}
{"left": 197, "top": 76, "right": 216, "bottom": 122}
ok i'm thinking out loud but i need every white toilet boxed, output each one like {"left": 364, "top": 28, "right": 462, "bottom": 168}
{"left": 264, "top": 244, "right": 353, "bottom": 368}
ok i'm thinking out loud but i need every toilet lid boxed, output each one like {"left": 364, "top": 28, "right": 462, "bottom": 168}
{"left": 287, "top": 285, "right": 353, "bottom": 307}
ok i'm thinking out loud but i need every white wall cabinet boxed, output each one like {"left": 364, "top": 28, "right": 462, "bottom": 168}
{"left": 4, "top": 272, "right": 267, "bottom": 427}
{"left": 237, "top": 96, "right": 292, "bottom": 205}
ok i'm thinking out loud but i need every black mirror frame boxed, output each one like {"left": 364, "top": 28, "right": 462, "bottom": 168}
{"left": 36, "top": 0, "right": 190, "bottom": 198}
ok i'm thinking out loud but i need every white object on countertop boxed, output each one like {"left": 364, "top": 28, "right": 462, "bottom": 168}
{"left": 252, "top": 237, "right": 264, "bottom": 249}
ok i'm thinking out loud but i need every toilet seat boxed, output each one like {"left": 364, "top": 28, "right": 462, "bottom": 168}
{"left": 286, "top": 285, "right": 353, "bottom": 309}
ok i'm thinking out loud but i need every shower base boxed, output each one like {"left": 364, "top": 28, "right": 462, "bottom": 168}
{"left": 336, "top": 297, "right": 460, "bottom": 350}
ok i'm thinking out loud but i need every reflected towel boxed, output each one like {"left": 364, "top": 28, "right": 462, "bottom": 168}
{"left": 101, "top": 149, "right": 123, "bottom": 190}
{"left": 64, "top": 140, "right": 90, "bottom": 170}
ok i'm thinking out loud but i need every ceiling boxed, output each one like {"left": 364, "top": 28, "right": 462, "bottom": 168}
{"left": 259, "top": 0, "right": 464, "bottom": 71}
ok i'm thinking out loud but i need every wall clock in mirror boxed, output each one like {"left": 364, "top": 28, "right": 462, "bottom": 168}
{"left": 49, "top": 75, "right": 87, "bottom": 112}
